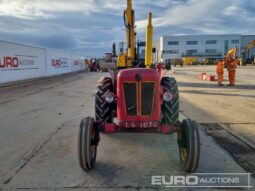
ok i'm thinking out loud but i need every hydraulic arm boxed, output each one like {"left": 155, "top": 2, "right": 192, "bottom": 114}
{"left": 241, "top": 40, "right": 255, "bottom": 65}
{"left": 124, "top": 0, "right": 136, "bottom": 62}
{"left": 117, "top": 0, "right": 154, "bottom": 69}
{"left": 223, "top": 47, "right": 237, "bottom": 67}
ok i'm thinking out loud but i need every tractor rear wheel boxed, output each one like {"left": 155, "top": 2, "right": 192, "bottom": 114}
{"left": 161, "top": 77, "right": 179, "bottom": 124}
{"left": 78, "top": 117, "right": 99, "bottom": 171}
{"left": 95, "top": 77, "right": 113, "bottom": 124}
{"left": 177, "top": 118, "right": 200, "bottom": 172}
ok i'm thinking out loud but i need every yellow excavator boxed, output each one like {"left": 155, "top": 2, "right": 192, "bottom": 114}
{"left": 240, "top": 39, "right": 255, "bottom": 65}
{"left": 224, "top": 47, "right": 238, "bottom": 68}
{"left": 117, "top": 0, "right": 152, "bottom": 68}
{"left": 117, "top": 0, "right": 135, "bottom": 68}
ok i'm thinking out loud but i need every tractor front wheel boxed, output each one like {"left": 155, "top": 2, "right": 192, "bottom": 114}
{"left": 78, "top": 117, "right": 99, "bottom": 171}
{"left": 177, "top": 118, "right": 200, "bottom": 172}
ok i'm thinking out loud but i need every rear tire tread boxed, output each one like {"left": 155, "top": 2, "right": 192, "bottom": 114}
{"left": 161, "top": 77, "right": 179, "bottom": 124}
{"left": 95, "top": 77, "right": 113, "bottom": 123}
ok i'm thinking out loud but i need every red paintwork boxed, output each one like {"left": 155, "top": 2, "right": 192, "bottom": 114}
{"left": 102, "top": 123, "right": 179, "bottom": 134}
{"left": 104, "top": 123, "right": 116, "bottom": 133}
{"left": 160, "top": 69, "right": 166, "bottom": 79}
{"left": 156, "top": 63, "right": 167, "bottom": 79}
{"left": 117, "top": 68, "right": 161, "bottom": 128}
{"left": 161, "top": 124, "right": 177, "bottom": 134}
{"left": 161, "top": 125, "right": 171, "bottom": 134}
{"left": 207, "top": 75, "right": 215, "bottom": 81}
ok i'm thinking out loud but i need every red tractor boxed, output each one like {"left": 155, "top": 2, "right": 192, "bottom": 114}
{"left": 78, "top": 0, "right": 200, "bottom": 173}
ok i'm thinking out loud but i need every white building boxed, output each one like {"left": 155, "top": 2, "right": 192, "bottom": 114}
{"left": 154, "top": 34, "right": 255, "bottom": 62}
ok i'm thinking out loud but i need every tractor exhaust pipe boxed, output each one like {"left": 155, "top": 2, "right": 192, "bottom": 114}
{"left": 145, "top": 12, "right": 153, "bottom": 69}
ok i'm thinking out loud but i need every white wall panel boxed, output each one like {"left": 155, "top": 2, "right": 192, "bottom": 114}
{"left": 0, "top": 41, "right": 86, "bottom": 84}
{"left": 45, "top": 49, "right": 71, "bottom": 76}
{"left": 71, "top": 54, "right": 85, "bottom": 72}
{"left": 0, "top": 41, "right": 46, "bottom": 84}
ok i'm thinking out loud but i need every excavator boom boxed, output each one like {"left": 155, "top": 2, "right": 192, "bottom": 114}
{"left": 124, "top": 0, "right": 136, "bottom": 61}
{"left": 225, "top": 47, "right": 237, "bottom": 62}
{"left": 241, "top": 39, "right": 255, "bottom": 65}
{"left": 117, "top": 0, "right": 153, "bottom": 69}
{"left": 117, "top": 0, "right": 136, "bottom": 68}
{"left": 243, "top": 40, "right": 255, "bottom": 55}
{"left": 223, "top": 47, "right": 237, "bottom": 68}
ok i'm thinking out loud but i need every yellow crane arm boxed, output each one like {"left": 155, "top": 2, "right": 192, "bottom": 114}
{"left": 117, "top": 0, "right": 154, "bottom": 69}
{"left": 240, "top": 39, "right": 255, "bottom": 65}
{"left": 223, "top": 47, "right": 237, "bottom": 67}
{"left": 225, "top": 47, "right": 237, "bottom": 62}
{"left": 124, "top": 0, "right": 136, "bottom": 62}
{"left": 243, "top": 40, "right": 255, "bottom": 55}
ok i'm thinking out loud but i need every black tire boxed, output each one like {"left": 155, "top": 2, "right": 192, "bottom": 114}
{"left": 177, "top": 118, "right": 200, "bottom": 172}
{"left": 161, "top": 77, "right": 179, "bottom": 124}
{"left": 78, "top": 117, "right": 99, "bottom": 171}
{"left": 95, "top": 77, "right": 113, "bottom": 123}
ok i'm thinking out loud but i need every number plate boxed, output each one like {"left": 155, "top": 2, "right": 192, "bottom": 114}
{"left": 123, "top": 121, "right": 159, "bottom": 128}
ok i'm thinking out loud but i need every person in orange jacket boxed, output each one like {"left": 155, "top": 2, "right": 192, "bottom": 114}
{"left": 226, "top": 57, "right": 238, "bottom": 86}
{"left": 216, "top": 59, "right": 224, "bottom": 86}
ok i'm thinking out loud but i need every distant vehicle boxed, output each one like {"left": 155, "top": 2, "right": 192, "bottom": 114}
{"left": 86, "top": 58, "right": 100, "bottom": 72}
{"left": 182, "top": 57, "right": 197, "bottom": 65}
{"left": 165, "top": 59, "right": 183, "bottom": 67}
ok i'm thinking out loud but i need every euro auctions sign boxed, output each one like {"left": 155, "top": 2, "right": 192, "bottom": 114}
{"left": 73, "top": 60, "right": 82, "bottom": 65}
{"left": 0, "top": 55, "right": 38, "bottom": 71}
{"left": 51, "top": 58, "right": 69, "bottom": 68}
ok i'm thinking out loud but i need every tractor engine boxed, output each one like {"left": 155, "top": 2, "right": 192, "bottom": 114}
{"left": 117, "top": 68, "right": 161, "bottom": 128}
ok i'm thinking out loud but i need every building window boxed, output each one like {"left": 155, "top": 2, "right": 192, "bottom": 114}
{"left": 186, "top": 41, "right": 198, "bottom": 45}
{"left": 205, "top": 49, "right": 217, "bottom": 54}
{"left": 168, "top": 41, "right": 179, "bottom": 45}
{"left": 186, "top": 49, "right": 198, "bottom": 55}
{"left": 231, "top": 40, "right": 239, "bottom": 44}
{"left": 205, "top": 40, "right": 217, "bottom": 45}
{"left": 163, "top": 50, "right": 179, "bottom": 54}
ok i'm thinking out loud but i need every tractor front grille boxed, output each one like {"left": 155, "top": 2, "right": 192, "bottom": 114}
{"left": 123, "top": 82, "right": 137, "bottom": 116}
{"left": 141, "top": 82, "right": 155, "bottom": 116}
{"left": 123, "top": 81, "right": 155, "bottom": 116}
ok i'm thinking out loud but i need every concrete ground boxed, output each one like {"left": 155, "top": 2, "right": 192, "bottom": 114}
{"left": 173, "top": 66, "right": 255, "bottom": 144}
{"left": 0, "top": 67, "right": 254, "bottom": 191}
{"left": 172, "top": 65, "right": 255, "bottom": 180}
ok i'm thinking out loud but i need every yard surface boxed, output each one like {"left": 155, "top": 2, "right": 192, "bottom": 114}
{"left": 0, "top": 65, "right": 254, "bottom": 190}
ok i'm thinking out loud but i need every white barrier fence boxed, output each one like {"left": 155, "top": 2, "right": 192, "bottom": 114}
{"left": 0, "top": 40, "right": 86, "bottom": 84}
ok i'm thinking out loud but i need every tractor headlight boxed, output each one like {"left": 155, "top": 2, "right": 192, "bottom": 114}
{"left": 104, "top": 93, "right": 114, "bottom": 103}
{"left": 163, "top": 92, "right": 172, "bottom": 102}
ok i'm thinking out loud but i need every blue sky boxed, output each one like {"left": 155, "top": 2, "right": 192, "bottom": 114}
{"left": 0, "top": 0, "right": 254, "bottom": 57}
